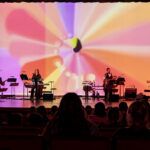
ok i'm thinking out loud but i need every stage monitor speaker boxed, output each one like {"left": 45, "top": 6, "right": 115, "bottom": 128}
{"left": 43, "top": 93, "right": 53, "bottom": 101}
{"left": 125, "top": 88, "right": 137, "bottom": 98}
{"left": 109, "top": 94, "right": 119, "bottom": 102}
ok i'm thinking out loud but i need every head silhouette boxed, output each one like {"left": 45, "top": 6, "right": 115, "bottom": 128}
{"left": 58, "top": 93, "right": 85, "bottom": 122}
{"left": 106, "top": 67, "right": 110, "bottom": 73}
{"left": 119, "top": 102, "right": 128, "bottom": 112}
{"left": 85, "top": 105, "right": 92, "bottom": 115}
{"left": 108, "top": 107, "right": 119, "bottom": 123}
{"left": 127, "top": 101, "right": 149, "bottom": 128}
{"left": 94, "top": 102, "right": 106, "bottom": 117}
{"left": 56, "top": 93, "right": 90, "bottom": 135}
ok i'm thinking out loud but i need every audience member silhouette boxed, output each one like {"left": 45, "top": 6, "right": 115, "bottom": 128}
{"left": 37, "top": 106, "right": 49, "bottom": 123}
{"left": 30, "top": 106, "right": 36, "bottom": 113}
{"left": 85, "top": 105, "right": 93, "bottom": 115}
{"left": 89, "top": 102, "right": 107, "bottom": 125}
{"left": 118, "top": 102, "right": 128, "bottom": 126}
{"left": 48, "top": 105, "right": 58, "bottom": 120}
{"left": 106, "top": 107, "right": 120, "bottom": 127}
{"left": 49, "top": 92, "right": 99, "bottom": 136}
{"left": 28, "top": 112, "right": 44, "bottom": 126}
{"left": 114, "top": 101, "right": 150, "bottom": 138}
{"left": 8, "top": 113, "right": 23, "bottom": 125}
{"left": 51, "top": 105, "right": 58, "bottom": 115}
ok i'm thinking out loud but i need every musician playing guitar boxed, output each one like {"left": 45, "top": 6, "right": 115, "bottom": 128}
{"left": 103, "top": 68, "right": 113, "bottom": 101}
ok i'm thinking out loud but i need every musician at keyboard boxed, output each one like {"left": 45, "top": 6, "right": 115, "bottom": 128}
{"left": 30, "top": 69, "right": 43, "bottom": 100}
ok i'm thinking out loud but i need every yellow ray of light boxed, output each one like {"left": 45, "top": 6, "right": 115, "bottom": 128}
{"left": 44, "top": 65, "right": 66, "bottom": 91}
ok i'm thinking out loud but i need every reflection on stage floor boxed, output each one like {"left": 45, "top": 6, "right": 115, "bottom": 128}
{"left": 0, "top": 95, "right": 137, "bottom": 109}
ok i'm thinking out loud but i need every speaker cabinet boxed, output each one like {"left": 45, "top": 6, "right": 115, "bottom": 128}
{"left": 43, "top": 93, "right": 53, "bottom": 101}
{"left": 125, "top": 88, "right": 137, "bottom": 98}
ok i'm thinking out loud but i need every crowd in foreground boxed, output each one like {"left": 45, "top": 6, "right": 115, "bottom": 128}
{"left": 48, "top": 93, "right": 150, "bottom": 138}
{"left": 1, "top": 92, "right": 150, "bottom": 139}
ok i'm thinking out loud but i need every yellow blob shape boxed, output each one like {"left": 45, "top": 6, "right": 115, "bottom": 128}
{"left": 69, "top": 37, "right": 78, "bottom": 48}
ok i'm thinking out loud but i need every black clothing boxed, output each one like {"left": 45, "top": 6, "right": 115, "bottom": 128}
{"left": 104, "top": 72, "right": 113, "bottom": 101}
{"left": 30, "top": 73, "right": 42, "bottom": 100}
{"left": 113, "top": 127, "right": 150, "bottom": 137}
{"left": 112, "top": 127, "right": 150, "bottom": 150}
{"left": 105, "top": 72, "right": 112, "bottom": 80}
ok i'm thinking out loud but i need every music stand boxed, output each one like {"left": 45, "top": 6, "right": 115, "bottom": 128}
{"left": 7, "top": 78, "right": 17, "bottom": 82}
{"left": 20, "top": 74, "right": 29, "bottom": 99}
{"left": 20, "top": 74, "right": 28, "bottom": 81}
{"left": 7, "top": 77, "right": 17, "bottom": 99}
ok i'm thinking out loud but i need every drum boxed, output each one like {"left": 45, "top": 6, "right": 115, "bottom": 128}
{"left": 83, "top": 85, "right": 92, "bottom": 92}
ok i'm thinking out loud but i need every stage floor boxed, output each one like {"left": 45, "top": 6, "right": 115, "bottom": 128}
{"left": 0, "top": 95, "right": 136, "bottom": 109}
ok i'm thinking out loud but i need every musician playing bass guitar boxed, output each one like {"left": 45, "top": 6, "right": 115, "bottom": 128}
{"left": 103, "top": 67, "right": 113, "bottom": 101}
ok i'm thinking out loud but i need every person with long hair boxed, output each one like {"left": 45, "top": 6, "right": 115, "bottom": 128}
{"left": 30, "top": 69, "right": 43, "bottom": 100}
{"left": 113, "top": 101, "right": 150, "bottom": 137}
{"left": 89, "top": 102, "right": 107, "bottom": 125}
{"left": 49, "top": 93, "right": 99, "bottom": 136}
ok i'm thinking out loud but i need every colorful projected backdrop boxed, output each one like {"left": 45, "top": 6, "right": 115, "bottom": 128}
{"left": 0, "top": 2, "right": 150, "bottom": 95}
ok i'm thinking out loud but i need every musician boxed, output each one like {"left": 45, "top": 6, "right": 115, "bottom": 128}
{"left": 103, "top": 68, "right": 113, "bottom": 101}
{"left": 30, "top": 69, "right": 43, "bottom": 100}
{"left": 105, "top": 68, "right": 112, "bottom": 80}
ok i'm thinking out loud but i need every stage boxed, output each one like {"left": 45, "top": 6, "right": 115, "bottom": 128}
{"left": 0, "top": 95, "right": 136, "bottom": 109}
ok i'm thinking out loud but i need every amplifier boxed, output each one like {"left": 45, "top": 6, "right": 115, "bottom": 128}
{"left": 43, "top": 93, "right": 53, "bottom": 101}
{"left": 125, "top": 88, "right": 137, "bottom": 98}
